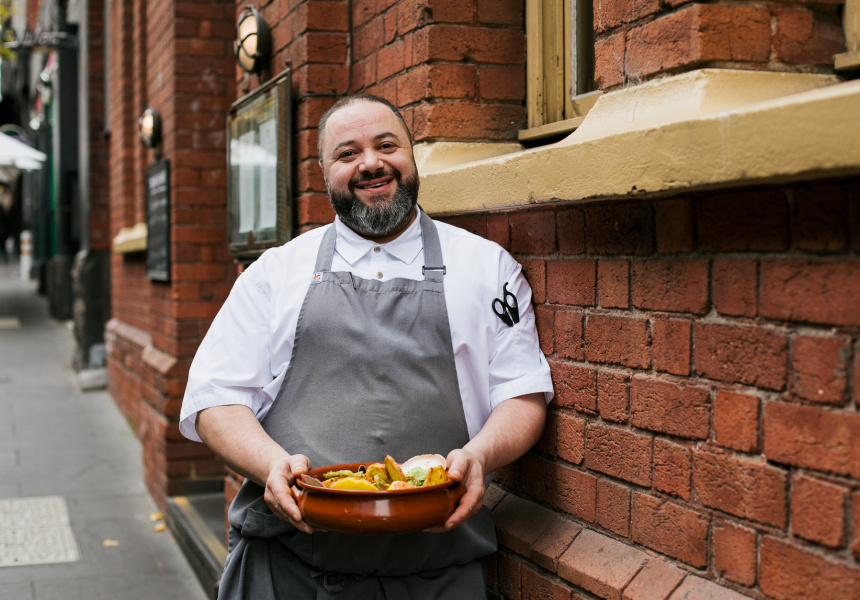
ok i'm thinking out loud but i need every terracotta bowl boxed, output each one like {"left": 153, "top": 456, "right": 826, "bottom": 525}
{"left": 292, "top": 462, "right": 465, "bottom": 534}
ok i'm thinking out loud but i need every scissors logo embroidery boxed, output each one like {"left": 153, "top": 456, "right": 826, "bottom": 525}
{"left": 492, "top": 282, "right": 520, "bottom": 327}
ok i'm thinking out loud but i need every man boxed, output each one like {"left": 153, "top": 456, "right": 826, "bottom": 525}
{"left": 180, "top": 95, "right": 554, "bottom": 599}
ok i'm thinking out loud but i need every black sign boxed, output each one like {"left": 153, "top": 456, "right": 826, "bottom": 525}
{"left": 146, "top": 160, "right": 171, "bottom": 282}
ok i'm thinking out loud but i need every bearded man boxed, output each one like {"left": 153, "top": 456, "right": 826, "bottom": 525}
{"left": 180, "top": 94, "right": 554, "bottom": 599}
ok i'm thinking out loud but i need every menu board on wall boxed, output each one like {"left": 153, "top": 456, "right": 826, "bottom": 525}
{"left": 227, "top": 70, "right": 292, "bottom": 259}
{"left": 145, "top": 159, "right": 171, "bottom": 282}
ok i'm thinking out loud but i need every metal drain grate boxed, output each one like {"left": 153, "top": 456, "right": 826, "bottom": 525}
{"left": 0, "top": 496, "right": 80, "bottom": 567}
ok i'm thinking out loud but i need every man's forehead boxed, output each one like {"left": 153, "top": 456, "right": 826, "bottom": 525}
{"left": 323, "top": 101, "right": 409, "bottom": 145}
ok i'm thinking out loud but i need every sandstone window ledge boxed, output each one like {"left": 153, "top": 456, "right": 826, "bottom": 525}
{"left": 418, "top": 69, "right": 857, "bottom": 216}
{"left": 111, "top": 222, "right": 147, "bottom": 254}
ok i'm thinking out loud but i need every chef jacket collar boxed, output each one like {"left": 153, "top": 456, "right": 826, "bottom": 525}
{"left": 333, "top": 207, "right": 423, "bottom": 267}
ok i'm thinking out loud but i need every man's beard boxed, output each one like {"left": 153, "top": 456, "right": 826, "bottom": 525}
{"left": 328, "top": 169, "right": 419, "bottom": 238}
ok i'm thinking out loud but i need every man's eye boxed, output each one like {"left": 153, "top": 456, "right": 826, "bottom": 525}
{"left": 339, "top": 150, "right": 356, "bottom": 159}
{"left": 380, "top": 142, "right": 395, "bottom": 150}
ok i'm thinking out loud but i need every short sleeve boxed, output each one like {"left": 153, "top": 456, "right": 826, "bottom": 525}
{"left": 486, "top": 265, "right": 554, "bottom": 407}
{"left": 179, "top": 267, "right": 274, "bottom": 442}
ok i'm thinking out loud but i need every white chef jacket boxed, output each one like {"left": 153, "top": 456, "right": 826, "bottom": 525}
{"left": 179, "top": 210, "right": 554, "bottom": 443}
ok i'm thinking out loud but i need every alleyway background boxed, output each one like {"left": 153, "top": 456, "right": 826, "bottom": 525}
{"left": 0, "top": 260, "right": 207, "bottom": 599}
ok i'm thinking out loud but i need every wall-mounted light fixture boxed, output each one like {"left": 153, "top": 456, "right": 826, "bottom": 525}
{"left": 138, "top": 107, "right": 161, "bottom": 148}
{"left": 234, "top": 6, "right": 271, "bottom": 74}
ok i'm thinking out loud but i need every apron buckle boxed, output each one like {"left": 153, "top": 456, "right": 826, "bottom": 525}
{"left": 422, "top": 265, "right": 446, "bottom": 275}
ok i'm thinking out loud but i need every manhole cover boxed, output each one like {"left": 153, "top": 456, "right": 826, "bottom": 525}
{"left": 0, "top": 496, "right": 79, "bottom": 567}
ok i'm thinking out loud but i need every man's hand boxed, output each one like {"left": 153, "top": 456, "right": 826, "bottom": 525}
{"left": 430, "top": 393, "right": 547, "bottom": 532}
{"left": 439, "top": 448, "right": 487, "bottom": 530}
{"left": 263, "top": 454, "right": 314, "bottom": 534}
{"left": 197, "top": 405, "right": 317, "bottom": 533}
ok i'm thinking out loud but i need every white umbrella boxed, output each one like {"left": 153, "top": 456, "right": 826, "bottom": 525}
{"left": 0, "top": 133, "right": 46, "bottom": 170}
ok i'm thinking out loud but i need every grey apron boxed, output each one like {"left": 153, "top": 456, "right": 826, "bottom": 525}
{"left": 218, "top": 210, "right": 497, "bottom": 600}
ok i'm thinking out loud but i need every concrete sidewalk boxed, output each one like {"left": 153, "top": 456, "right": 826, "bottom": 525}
{"left": 0, "top": 260, "right": 208, "bottom": 599}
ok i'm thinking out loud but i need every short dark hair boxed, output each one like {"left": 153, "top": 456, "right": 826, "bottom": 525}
{"left": 317, "top": 94, "right": 413, "bottom": 161}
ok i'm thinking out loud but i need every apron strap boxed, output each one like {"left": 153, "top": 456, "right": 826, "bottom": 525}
{"left": 312, "top": 208, "right": 446, "bottom": 282}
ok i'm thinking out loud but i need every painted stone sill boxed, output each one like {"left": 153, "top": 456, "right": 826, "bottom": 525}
{"left": 112, "top": 222, "right": 147, "bottom": 254}
{"left": 418, "top": 69, "right": 856, "bottom": 216}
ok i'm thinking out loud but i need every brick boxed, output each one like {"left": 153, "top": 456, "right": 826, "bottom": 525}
{"left": 531, "top": 519, "right": 583, "bottom": 573}
{"left": 597, "top": 260, "right": 629, "bottom": 309}
{"left": 693, "top": 448, "right": 787, "bottom": 528}
{"left": 631, "top": 376, "right": 710, "bottom": 439}
{"left": 557, "top": 412, "right": 586, "bottom": 465}
{"left": 853, "top": 491, "right": 860, "bottom": 560}
{"left": 497, "top": 551, "right": 523, "bottom": 600}
{"left": 296, "top": 194, "right": 335, "bottom": 225}
{"left": 653, "top": 438, "right": 692, "bottom": 500}
{"left": 761, "top": 259, "right": 860, "bottom": 327}
{"left": 622, "top": 560, "right": 686, "bottom": 600}
{"left": 411, "top": 100, "right": 526, "bottom": 140}
{"left": 554, "top": 310, "right": 585, "bottom": 360}
{"left": 487, "top": 214, "right": 510, "bottom": 249}
{"left": 546, "top": 461, "right": 597, "bottom": 522}
{"left": 551, "top": 361, "right": 597, "bottom": 413}
{"left": 585, "top": 314, "right": 651, "bottom": 369}
{"left": 558, "top": 530, "right": 648, "bottom": 600}
{"left": 547, "top": 260, "right": 596, "bottom": 306}
{"left": 584, "top": 202, "right": 654, "bottom": 255}
{"left": 418, "top": 25, "right": 526, "bottom": 65}
{"left": 668, "top": 575, "right": 752, "bottom": 600}
{"left": 790, "top": 335, "right": 850, "bottom": 405}
{"left": 557, "top": 209, "right": 586, "bottom": 255}
{"left": 594, "top": 30, "right": 625, "bottom": 90}
{"left": 535, "top": 306, "right": 555, "bottom": 355}
{"left": 596, "top": 478, "right": 630, "bottom": 537}
{"left": 479, "top": 65, "right": 525, "bottom": 101}
{"left": 760, "top": 536, "right": 860, "bottom": 600}
{"left": 511, "top": 210, "right": 558, "bottom": 254}
{"left": 696, "top": 189, "right": 789, "bottom": 252}
{"left": 651, "top": 318, "right": 691, "bottom": 376}
{"left": 632, "top": 493, "right": 709, "bottom": 568}
{"left": 712, "top": 259, "right": 757, "bottom": 318}
{"left": 594, "top": 0, "right": 661, "bottom": 33}
{"left": 627, "top": 5, "right": 771, "bottom": 79}
{"left": 773, "top": 7, "right": 845, "bottom": 65}
{"left": 714, "top": 390, "right": 759, "bottom": 453}
{"left": 694, "top": 323, "right": 787, "bottom": 390}
{"left": 597, "top": 370, "right": 630, "bottom": 423}
{"left": 789, "top": 183, "right": 850, "bottom": 251}
{"left": 653, "top": 197, "right": 694, "bottom": 254}
{"left": 585, "top": 423, "right": 652, "bottom": 486}
{"left": 521, "top": 259, "right": 547, "bottom": 305}
{"left": 522, "top": 453, "right": 548, "bottom": 501}
{"left": 477, "top": 0, "right": 523, "bottom": 26}
{"left": 493, "top": 494, "right": 558, "bottom": 557}
{"left": 713, "top": 521, "right": 757, "bottom": 586}
{"left": 522, "top": 565, "right": 574, "bottom": 600}
{"left": 791, "top": 473, "right": 847, "bottom": 548}
{"left": 764, "top": 401, "right": 860, "bottom": 478}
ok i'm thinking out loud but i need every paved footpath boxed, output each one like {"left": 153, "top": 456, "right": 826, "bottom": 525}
{"left": 0, "top": 260, "right": 207, "bottom": 600}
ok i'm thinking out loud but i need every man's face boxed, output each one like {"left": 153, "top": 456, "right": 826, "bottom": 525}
{"left": 319, "top": 101, "right": 419, "bottom": 239}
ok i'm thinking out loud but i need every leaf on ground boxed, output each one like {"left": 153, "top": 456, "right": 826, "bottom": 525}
{"left": 103, "top": 540, "right": 119, "bottom": 547}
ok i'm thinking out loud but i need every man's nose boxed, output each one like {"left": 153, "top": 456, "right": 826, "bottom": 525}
{"left": 358, "top": 148, "right": 383, "bottom": 172}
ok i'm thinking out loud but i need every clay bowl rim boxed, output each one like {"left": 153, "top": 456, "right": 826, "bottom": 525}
{"left": 295, "top": 462, "right": 459, "bottom": 497}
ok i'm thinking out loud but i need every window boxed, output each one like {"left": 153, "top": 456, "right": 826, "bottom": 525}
{"left": 522, "top": 0, "right": 599, "bottom": 143}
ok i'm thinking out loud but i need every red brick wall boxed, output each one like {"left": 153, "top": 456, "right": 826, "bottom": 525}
{"left": 443, "top": 178, "right": 860, "bottom": 600}
{"left": 107, "top": 0, "right": 237, "bottom": 509}
{"left": 594, "top": 0, "right": 846, "bottom": 89}
{"left": 241, "top": 0, "right": 527, "bottom": 234}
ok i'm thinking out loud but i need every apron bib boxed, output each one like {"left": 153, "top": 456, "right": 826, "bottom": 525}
{"left": 219, "top": 211, "right": 496, "bottom": 599}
